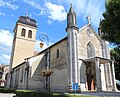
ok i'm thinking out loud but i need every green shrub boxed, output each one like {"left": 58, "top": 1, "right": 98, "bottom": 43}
{"left": 0, "top": 88, "right": 15, "bottom": 93}
{"left": 15, "top": 90, "right": 69, "bottom": 97}
{"left": 15, "top": 90, "right": 95, "bottom": 97}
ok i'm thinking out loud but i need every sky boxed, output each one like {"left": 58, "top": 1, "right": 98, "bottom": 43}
{"left": 0, "top": 0, "right": 105, "bottom": 65}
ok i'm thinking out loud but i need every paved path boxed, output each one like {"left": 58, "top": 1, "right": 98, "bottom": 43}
{"left": 80, "top": 92, "right": 120, "bottom": 96}
{"left": 66, "top": 92, "right": 120, "bottom": 97}
{"left": 0, "top": 92, "right": 120, "bottom": 97}
{"left": 0, "top": 93, "right": 15, "bottom": 97}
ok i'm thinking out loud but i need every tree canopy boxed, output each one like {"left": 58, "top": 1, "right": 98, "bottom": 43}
{"left": 101, "top": 0, "right": 120, "bottom": 46}
{"left": 110, "top": 47, "right": 120, "bottom": 80}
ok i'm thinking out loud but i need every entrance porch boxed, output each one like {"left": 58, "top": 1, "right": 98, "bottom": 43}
{"left": 79, "top": 57, "right": 117, "bottom": 92}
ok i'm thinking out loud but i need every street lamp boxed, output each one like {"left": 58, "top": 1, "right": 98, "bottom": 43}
{"left": 39, "top": 33, "right": 49, "bottom": 48}
{"left": 39, "top": 33, "right": 53, "bottom": 91}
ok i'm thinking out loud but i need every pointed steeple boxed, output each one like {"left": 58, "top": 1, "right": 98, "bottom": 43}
{"left": 66, "top": 4, "right": 78, "bottom": 32}
{"left": 98, "top": 19, "right": 102, "bottom": 36}
{"left": 69, "top": 4, "right": 74, "bottom": 13}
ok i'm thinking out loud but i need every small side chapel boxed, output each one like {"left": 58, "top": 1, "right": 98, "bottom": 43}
{"left": 6, "top": 4, "right": 117, "bottom": 92}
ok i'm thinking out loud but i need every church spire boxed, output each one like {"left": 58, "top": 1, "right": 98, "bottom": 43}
{"left": 98, "top": 19, "right": 102, "bottom": 37}
{"left": 66, "top": 4, "right": 78, "bottom": 32}
{"left": 69, "top": 4, "right": 74, "bottom": 13}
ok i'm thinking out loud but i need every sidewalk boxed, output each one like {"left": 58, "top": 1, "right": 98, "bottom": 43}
{"left": 0, "top": 93, "right": 15, "bottom": 97}
{"left": 80, "top": 92, "right": 120, "bottom": 96}
{"left": 65, "top": 91, "right": 120, "bottom": 96}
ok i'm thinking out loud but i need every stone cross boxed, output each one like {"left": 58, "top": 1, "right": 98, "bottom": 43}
{"left": 86, "top": 16, "right": 91, "bottom": 24}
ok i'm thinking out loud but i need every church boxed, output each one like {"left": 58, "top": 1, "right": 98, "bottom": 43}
{"left": 5, "top": 5, "right": 117, "bottom": 92}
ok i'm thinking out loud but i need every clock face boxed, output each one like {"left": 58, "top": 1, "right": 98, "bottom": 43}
{"left": 87, "top": 27, "right": 92, "bottom": 37}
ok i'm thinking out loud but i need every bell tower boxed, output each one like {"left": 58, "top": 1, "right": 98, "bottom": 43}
{"left": 66, "top": 4, "right": 79, "bottom": 84}
{"left": 10, "top": 16, "right": 37, "bottom": 70}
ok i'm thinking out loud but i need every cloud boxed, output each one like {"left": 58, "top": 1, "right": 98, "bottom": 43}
{"left": 2, "top": 54, "right": 10, "bottom": 61}
{"left": 47, "top": 19, "right": 52, "bottom": 25}
{"left": 0, "top": 54, "right": 10, "bottom": 64}
{"left": 0, "top": 12, "right": 5, "bottom": 16}
{"left": 24, "top": 0, "right": 43, "bottom": 11}
{"left": 0, "top": 46, "right": 8, "bottom": 52}
{"left": 11, "top": 14, "right": 14, "bottom": 17}
{"left": 23, "top": 1, "right": 67, "bottom": 22}
{"left": 45, "top": 2, "right": 67, "bottom": 21}
{"left": 0, "top": 0, "right": 18, "bottom": 10}
{"left": 0, "top": 29, "right": 13, "bottom": 64}
{"left": 0, "top": 29, "right": 13, "bottom": 46}
{"left": 35, "top": 40, "right": 42, "bottom": 52}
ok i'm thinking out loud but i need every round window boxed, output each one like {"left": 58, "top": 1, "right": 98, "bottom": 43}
{"left": 87, "top": 27, "right": 92, "bottom": 37}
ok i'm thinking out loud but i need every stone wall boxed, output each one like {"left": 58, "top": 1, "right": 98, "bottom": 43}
{"left": 50, "top": 39, "right": 69, "bottom": 92}
{"left": 78, "top": 26, "right": 102, "bottom": 59}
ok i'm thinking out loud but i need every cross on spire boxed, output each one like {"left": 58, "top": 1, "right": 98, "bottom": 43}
{"left": 86, "top": 16, "right": 91, "bottom": 24}
{"left": 26, "top": 8, "right": 28, "bottom": 17}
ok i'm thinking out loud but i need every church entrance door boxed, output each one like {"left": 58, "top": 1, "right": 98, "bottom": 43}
{"left": 86, "top": 63, "right": 96, "bottom": 91}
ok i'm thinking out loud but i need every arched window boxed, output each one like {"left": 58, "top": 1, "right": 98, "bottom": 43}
{"left": 21, "top": 28, "right": 26, "bottom": 37}
{"left": 56, "top": 49, "right": 59, "bottom": 58}
{"left": 87, "top": 42, "right": 95, "bottom": 58}
{"left": 28, "top": 30, "right": 32, "bottom": 38}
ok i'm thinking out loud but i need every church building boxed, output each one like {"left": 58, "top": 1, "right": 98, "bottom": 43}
{"left": 6, "top": 5, "right": 117, "bottom": 92}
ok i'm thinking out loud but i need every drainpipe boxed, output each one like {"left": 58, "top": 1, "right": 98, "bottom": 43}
{"left": 25, "top": 59, "right": 29, "bottom": 90}
{"left": 9, "top": 70, "right": 13, "bottom": 88}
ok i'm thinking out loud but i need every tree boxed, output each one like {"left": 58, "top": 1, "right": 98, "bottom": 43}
{"left": 110, "top": 47, "right": 120, "bottom": 80}
{"left": 101, "top": 0, "right": 120, "bottom": 46}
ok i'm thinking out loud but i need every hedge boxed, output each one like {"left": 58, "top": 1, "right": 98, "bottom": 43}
{"left": 0, "top": 88, "right": 15, "bottom": 93}
{"left": 0, "top": 88, "right": 97, "bottom": 97}
{"left": 15, "top": 90, "right": 69, "bottom": 97}
{"left": 15, "top": 90, "right": 95, "bottom": 97}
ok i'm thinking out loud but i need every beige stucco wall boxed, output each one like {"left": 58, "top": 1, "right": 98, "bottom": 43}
{"left": 50, "top": 39, "right": 69, "bottom": 92}
{"left": 78, "top": 26, "right": 102, "bottom": 59}
{"left": 10, "top": 23, "right": 37, "bottom": 69}
{"left": 77, "top": 25, "right": 105, "bottom": 91}
{"left": 11, "top": 58, "right": 45, "bottom": 90}
{"left": 12, "top": 39, "right": 35, "bottom": 68}
{"left": 16, "top": 23, "right": 37, "bottom": 41}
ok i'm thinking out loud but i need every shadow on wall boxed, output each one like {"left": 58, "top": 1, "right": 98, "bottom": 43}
{"left": 31, "top": 54, "right": 47, "bottom": 81}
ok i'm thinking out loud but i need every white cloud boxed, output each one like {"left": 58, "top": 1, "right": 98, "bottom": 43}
{"left": 0, "top": 0, "right": 18, "bottom": 10}
{"left": 45, "top": 2, "right": 67, "bottom": 21}
{"left": 0, "top": 12, "right": 5, "bottom": 16}
{"left": 47, "top": 19, "right": 52, "bottom": 25}
{"left": 33, "top": 12, "right": 45, "bottom": 17}
{"left": 0, "top": 29, "right": 13, "bottom": 64}
{"left": 24, "top": 0, "right": 43, "bottom": 11}
{"left": 0, "top": 29, "right": 13, "bottom": 46}
{"left": 0, "top": 46, "right": 8, "bottom": 52}
{"left": 35, "top": 40, "right": 42, "bottom": 51}
{"left": 0, "top": 54, "right": 10, "bottom": 65}
{"left": 2, "top": 54, "right": 10, "bottom": 61}
{"left": 23, "top": 1, "right": 67, "bottom": 22}
{"left": 11, "top": 14, "right": 14, "bottom": 17}
{"left": 40, "top": 10, "right": 46, "bottom": 15}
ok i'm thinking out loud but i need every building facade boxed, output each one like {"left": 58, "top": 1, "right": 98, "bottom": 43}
{"left": 9, "top": 16, "right": 37, "bottom": 70}
{"left": 6, "top": 5, "right": 117, "bottom": 92}
{"left": 0, "top": 64, "right": 9, "bottom": 86}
